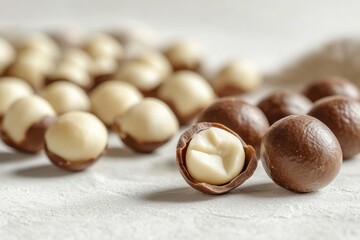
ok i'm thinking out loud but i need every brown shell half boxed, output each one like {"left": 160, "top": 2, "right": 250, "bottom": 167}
{"left": 0, "top": 116, "right": 56, "bottom": 153}
{"left": 176, "top": 122, "right": 258, "bottom": 195}
{"left": 45, "top": 144, "right": 107, "bottom": 172}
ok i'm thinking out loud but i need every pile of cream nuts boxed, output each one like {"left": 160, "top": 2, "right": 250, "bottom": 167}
{"left": 1, "top": 29, "right": 359, "bottom": 196}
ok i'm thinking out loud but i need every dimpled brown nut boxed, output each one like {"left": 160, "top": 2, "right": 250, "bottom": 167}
{"left": 197, "top": 97, "right": 269, "bottom": 155}
{"left": 177, "top": 122, "right": 257, "bottom": 195}
{"left": 0, "top": 77, "right": 33, "bottom": 124}
{"left": 90, "top": 81, "right": 143, "bottom": 126}
{"left": 113, "top": 61, "right": 164, "bottom": 96}
{"left": 47, "top": 61, "right": 93, "bottom": 90}
{"left": 1, "top": 96, "right": 56, "bottom": 153}
{"left": 257, "top": 90, "right": 313, "bottom": 125}
{"left": 213, "top": 59, "right": 263, "bottom": 97}
{"left": 158, "top": 71, "right": 216, "bottom": 125}
{"left": 261, "top": 115, "right": 342, "bottom": 193}
{"left": 303, "top": 76, "right": 360, "bottom": 102}
{"left": 82, "top": 33, "right": 123, "bottom": 60}
{"left": 40, "top": 81, "right": 90, "bottom": 114}
{"left": 113, "top": 98, "right": 179, "bottom": 153}
{"left": 45, "top": 111, "right": 108, "bottom": 171}
{"left": 0, "top": 37, "right": 16, "bottom": 74}
{"left": 164, "top": 40, "right": 202, "bottom": 72}
{"left": 308, "top": 96, "right": 360, "bottom": 159}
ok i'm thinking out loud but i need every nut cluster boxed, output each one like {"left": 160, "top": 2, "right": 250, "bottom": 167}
{"left": 0, "top": 26, "right": 359, "bottom": 199}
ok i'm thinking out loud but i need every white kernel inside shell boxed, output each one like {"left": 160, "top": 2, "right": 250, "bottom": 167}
{"left": 186, "top": 127, "right": 245, "bottom": 185}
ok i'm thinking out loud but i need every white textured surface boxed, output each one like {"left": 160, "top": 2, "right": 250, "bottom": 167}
{"left": 1, "top": 1, "right": 360, "bottom": 239}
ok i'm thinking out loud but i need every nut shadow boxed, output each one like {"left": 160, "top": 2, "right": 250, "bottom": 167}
{"left": 236, "top": 182, "right": 306, "bottom": 198}
{"left": 105, "top": 146, "right": 142, "bottom": 159}
{"left": 142, "top": 186, "right": 214, "bottom": 203}
{"left": 0, "top": 151, "right": 36, "bottom": 164}
{"left": 14, "top": 164, "right": 73, "bottom": 178}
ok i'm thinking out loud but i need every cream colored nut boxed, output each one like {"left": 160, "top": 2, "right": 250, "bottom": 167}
{"left": 16, "top": 48, "right": 55, "bottom": 74}
{"left": 133, "top": 51, "right": 172, "bottom": 79}
{"left": 158, "top": 71, "right": 216, "bottom": 116}
{"left": 114, "top": 61, "right": 163, "bottom": 91}
{"left": 17, "top": 33, "right": 61, "bottom": 60}
{"left": 90, "top": 81, "right": 143, "bottom": 125}
{"left": 45, "top": 111, "right": 108, "bottom": 161}
{"left": 83, "top": 33, "right": 123, "bottom": 60}
{"left": 40, "top": 81, "right": 90, "bottom": 114}
{"left": 213, "top": 59, "right": 263, "bottom": 94}
{"left": 46, "top": 26, "right": 85, "bottom": 47}
{"left": 0, "top": 37, "right": 16, "bottom": 74}
{"left": 115, "top": 98, "right": 179, "bottom": 142}
{"left": 91, "top": 57, "right": 118, "bottom": 76}
{"left": 186, "top": 127, "right": 245, "bottom": 185}
{"left": 49, "top": 61, "right": 92, "bottom": 88}
{"left": 0, "top": 77, "right": 33, "bottom": 116}
{"left": 2, "top": 96, "right": 56, "bottom": 144}
{"left": 164, "top": 40, "right": 202, "bottom": 70}
{"left": 61, "top": 48, "right": 93, "bottom": 71}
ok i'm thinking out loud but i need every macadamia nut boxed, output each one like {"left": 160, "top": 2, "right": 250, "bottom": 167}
{"left": 17, "top": 33, "right": 61, "bottom": 60}
{"left": 90, "top": 81, "right": 143, "bottom": 125}
{"left": 133, "top": 51, "right": 172, "bottom": 79}
{"left": 61, "top": 48, "right": 93, "bottom": 71}
{"left": 0, "top": 77, "right": 33, "bottom": 119}
{"left": 0, "top": 37, "right": 15, "bottom": 74}
{"left": 45, "top": 111, "right": 108, "bottom": 163}
{"left": 113, "top": 98, "right": 179, "bottom": 153}
{"left": 186, "top": 127, "right": 245, "bottom": 185}
{"left": 83, "top": 33, "right": 123, "bottom": 60}
{"left": 164, "top": 40, "right": 202, "bottom": 71}
{"left": 213, "top": 59, "right": 263, "bottom": 97}
{"left": 158, "top": 71, "right": 216, "bottom": 124}
{"left": 40, "top": 81, "right": 90, "bottom": 114}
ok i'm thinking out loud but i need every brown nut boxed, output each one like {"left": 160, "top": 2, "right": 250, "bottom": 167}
{"left": 164, "top": 40, "right": 202, "bottom": 72}
{"left": 158, "top": 71, "right": 216, "bottom": 125}
{"left": 261, "top": 115, "right": 342, "bottom": 193}
{"left": 308, "top": 96, "right": 360, "bottom": 159}
{"left": 303, "top": 76, "right": 360, "bottom": 102}
{"left": 197, "top": 97, "right": 269, "bottom": 155}
{"left": 212, "top": 59, "right": 263, "bottom": 97}
{"left": 45, "top": 111, "right": 108, "bottom": 171}
{"left": 1, "top": 96, "right": 56, "bottom": 153}
{"left": 113, "top": 98, "right": 179, "bottom": 153}
{"left": 257, "top": 89, "right": 313, "bottom": 125}
{"left": 177, "top": 122, "right": 257, "bottom": 195}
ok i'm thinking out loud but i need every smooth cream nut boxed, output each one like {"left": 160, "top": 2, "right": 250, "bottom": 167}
{"left": 90, "top": 81, "right": 143, "bottom": 126}
{"left": 48, "top": 61, "right": 92, "bottom": 89}
{"left": 83, "top": 33, "right": 123, "bottom": 60}
{"left": 133, "top": 51, "right": 172, "bottom": 79}
{"left": 114, "top": 98, "right": 179, "bottom": 153}
{"left": 17, "top": 33, "right": 61, "bottom": 60}
{"left": 0, "top": 77, "right": 33, "bottom": 119}
{"left": 0, "top": 37, "right": 15, "bottom": 74}
{"left": 213, "top": 59, "right": 263, "bottom": 97}
{"left": 158, "top": 71, "right": 216, "bottom": 124}
{"left": 186, "top": 127, "right": 245, "bottom": 185}
{"left": 45, "top": 111, "right": 108, "bottom": 165}
{"left": 40, "top": 81, "right": 90, "bottom": 114}
{"left": 113, "top": 61, "right": 163, "bottom": 93}
{"left": 61, "top": 48, "right": 93, "bottom": 71}
{"left": 164, "top": 40, "right": 202, "bottom": 71}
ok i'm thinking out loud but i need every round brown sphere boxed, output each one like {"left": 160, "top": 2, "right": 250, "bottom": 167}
{"left": 303, "top": 76, "right": 360, "bottom": 102}
{"left": 308, "top": 96, "right": 360, "bottom": 159}
{"left": 261, "top": 115, "right": 342, "bottom": 193}
{"left": 257, "top": 90, "right": 313, "bottom": 125}
{"left": 197, "top": 97, "right": 269, "bottom": 154}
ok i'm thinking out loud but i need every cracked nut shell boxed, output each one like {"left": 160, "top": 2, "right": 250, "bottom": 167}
{"left": 176, "top": 122, "right": 258, "bottom": 195}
